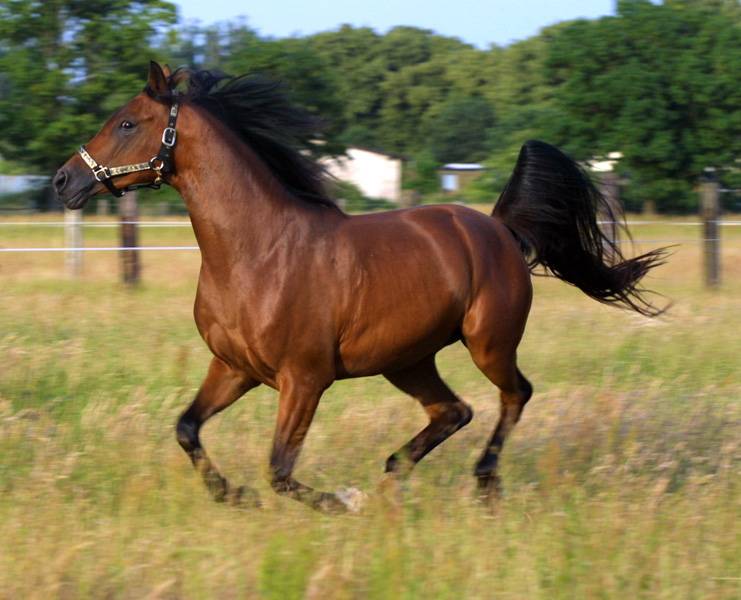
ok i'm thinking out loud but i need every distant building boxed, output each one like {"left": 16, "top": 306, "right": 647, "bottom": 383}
{"left": 322, "top": 147, "right": 403, "bottom": 203}
{"left": 439, "top": 163, "right": 485, "bottom": 193}
{"left": 0, "top": 174, "right": 48, "bottom": 195}
{"left": 587, "top": 152, "right": 624, "bottom": 221}
{"left": 587, "top": 152, "right": 623, "bottom": 174}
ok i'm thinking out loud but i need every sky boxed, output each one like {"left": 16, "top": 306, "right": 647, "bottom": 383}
{"left": 173, "top": 0, "right": 617, "bottom": 49}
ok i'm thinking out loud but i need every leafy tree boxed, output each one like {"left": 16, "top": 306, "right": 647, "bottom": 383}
{"left": 471, "top": 29, "right": 561, "bottom": 201}
{"left": 311, "top": 26, "right": 488, "bottom": 156}
{"left": 220, "top": 26, "right": 344, "bottom": 151}
{"left": 378, "top": 58, "right": 450, "bottom": 153}
{"left": 0, "top": 0, "right": 177, "bottom": 173}
{"left": 376, "top": 30, "right": 487, "bottom": 155}
{"left": 379, "top": 26, "right": 435, "bottom": 71}
{"left": 425, "top": 96, "right": 494, "bottom": 163}
{"left": 1, "top": 0, "right": 738, "bottom": 215}
{"left": 308, "top": 25, "right": 387, "bottom": 143}
{"left": 403, "top": 149, "right": 439, "bottom": 195}
{"left": 544, "top": 0, "right": 741, "bottom": 211}
{"left": 482, "top": 33, "right": 554, "bottom": 118}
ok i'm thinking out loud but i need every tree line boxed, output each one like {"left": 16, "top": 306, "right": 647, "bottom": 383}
{"left": 0, "top": 0, "right": 739, "bottom": 212}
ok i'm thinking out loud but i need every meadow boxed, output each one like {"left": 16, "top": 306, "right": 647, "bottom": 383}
{"left": 0, "top": 212, "right": 739, "bottom": 599}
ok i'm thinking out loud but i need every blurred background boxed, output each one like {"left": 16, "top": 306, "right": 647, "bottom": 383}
{"left": 0, "top": 0, "right": 739, "bottom": 213}
{"left": 0, "top": 2, "right": 739, "bottom": 598}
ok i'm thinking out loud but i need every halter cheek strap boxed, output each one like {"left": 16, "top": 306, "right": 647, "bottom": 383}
{"left": 78, "top": 101, "right": 180, "bottom": 198}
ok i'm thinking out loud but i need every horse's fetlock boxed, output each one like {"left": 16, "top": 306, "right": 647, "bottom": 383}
{"left": 456, "top": 402, "right": 474, "bottom": 428}
{"left": 384, "top": 453, "right": 402, "bottom": 473}
{"left": 474, "top": 453, "right": 499, "bottom": 478}
{"left": 518, "top": 373, "right": 533, "bottom": 404}
{"left": 176, "top": 415, "right": 200, "bottom": 452}
{"left": 270, "top": 476, "right": 296, "bottom": 494}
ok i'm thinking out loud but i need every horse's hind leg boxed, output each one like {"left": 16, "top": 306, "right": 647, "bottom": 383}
{"left": 468, "top": 346, "right": 532, "bottom": 501}
{"left": 383, "top": 354, "right": 473, "bottom": 477}
{"left": 176, "top": 357, "right": 259, "bottom": 506}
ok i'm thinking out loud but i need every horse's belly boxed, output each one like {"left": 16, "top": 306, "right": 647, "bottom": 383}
{"left": 337, "top": 309, "right": 461, "bottom": 377}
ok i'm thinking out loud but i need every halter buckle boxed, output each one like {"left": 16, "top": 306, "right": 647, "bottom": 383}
{"left": 92, "top": 165, "right": 111, "bottom": 182}
{"left": 162, "top": 127, "right": 177, "bottom": 148}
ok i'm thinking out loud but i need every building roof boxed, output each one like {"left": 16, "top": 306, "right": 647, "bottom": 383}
{"left": 588, "top": 152, "right": 623, "bottom": 173}
{"left": 440, "top": 163, "right": 485, "bottom": 171}
{"left": 347, "top": 146, "right": 407, "bottom": 160}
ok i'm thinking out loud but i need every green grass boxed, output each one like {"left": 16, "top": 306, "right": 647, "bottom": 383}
{"left": 0, "top": 215, "right": 739, "bottom": 599}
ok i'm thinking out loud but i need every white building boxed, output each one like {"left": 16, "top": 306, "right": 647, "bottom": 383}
{"left": 439, "top": 163, "right": 485, "bottom": 193}
{"left": 0, "top": 174, "right": 48, "bottom": 195}
{"left": 322, "top": 147, "right": 403, "bottom": 203}
{"left": 588, "top": 152, "right": 623, "bottom": 173}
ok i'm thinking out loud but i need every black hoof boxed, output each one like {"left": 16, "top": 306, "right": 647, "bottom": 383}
{"left": 227, "top": 485, "right": 262, "bottom": 509}
{"left": 476, "top": 475, "right": 503, "bottom": 505}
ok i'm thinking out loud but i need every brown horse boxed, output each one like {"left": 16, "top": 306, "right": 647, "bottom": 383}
{"left": 54, "top": 62, "right": 666, "bottom": 513}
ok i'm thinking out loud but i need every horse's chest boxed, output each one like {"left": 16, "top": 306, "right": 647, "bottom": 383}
{"left": 193, "top": 286, "right": 272, "bottom": 380}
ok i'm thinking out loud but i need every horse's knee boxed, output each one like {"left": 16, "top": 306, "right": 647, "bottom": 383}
{"left": 428, "top": 400, "right": 473, "bottom": 430}
{"left": 176, "top": 412, "right": 200, "bottom": 453}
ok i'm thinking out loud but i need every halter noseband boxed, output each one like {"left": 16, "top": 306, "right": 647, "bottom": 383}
{"left": 77, "top": 101, "right": 180, "bottom": 198}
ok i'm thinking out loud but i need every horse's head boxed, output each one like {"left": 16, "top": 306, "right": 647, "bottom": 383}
{"left": 54, "top": 61, "right": 180, "bottom": 209}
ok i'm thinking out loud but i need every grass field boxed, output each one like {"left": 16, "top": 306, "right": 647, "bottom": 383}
{"left": 0, "top": 211, "right": 739, "bottom": 599}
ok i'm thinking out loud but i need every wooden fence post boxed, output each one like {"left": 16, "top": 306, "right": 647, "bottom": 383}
{"left": 96, "top": 198, "right": 109, "bottom": 216}
{"left": 64, "top": 207, "right": 83, "bottom": 277}
{"left": 599, "top": 172, "right": 620, "bottom": 247}
{"left": 700, "top": 171, "right": 720, "bottom": 288}
{"left": 120, "top": 191, "right": 140, "bottom": 285}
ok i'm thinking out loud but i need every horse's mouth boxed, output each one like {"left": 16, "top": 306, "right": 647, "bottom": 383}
{"left": 62, "top": 183, "right": 96, "bottom": 210}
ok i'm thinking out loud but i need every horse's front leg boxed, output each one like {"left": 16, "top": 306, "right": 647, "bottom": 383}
{"left": 269, "top": 373, "right": 365, "bottom": 514}
{"left": 176, "top": 357, "right": 260, "bottom": 506}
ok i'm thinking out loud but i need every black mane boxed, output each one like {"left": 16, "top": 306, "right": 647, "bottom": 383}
{"left": 150, "top": 68, "right": 337, "bottom": 209}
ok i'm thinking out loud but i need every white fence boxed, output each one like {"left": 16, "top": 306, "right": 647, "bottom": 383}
{"left": 3, "top": 173, "right": 738, "bottom": 289}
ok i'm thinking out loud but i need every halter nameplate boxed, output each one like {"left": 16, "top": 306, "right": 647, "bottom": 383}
{"left": 77, "top": 101, "right": 180, "bottom": 197}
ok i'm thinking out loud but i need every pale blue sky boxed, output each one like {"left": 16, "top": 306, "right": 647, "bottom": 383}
{"left": 173, "top": 0, "right": 617, "bottom": 48}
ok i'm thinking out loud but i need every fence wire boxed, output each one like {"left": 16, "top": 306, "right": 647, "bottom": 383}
{"left": 0, "top": 218, "right": 739, "bottom": 253}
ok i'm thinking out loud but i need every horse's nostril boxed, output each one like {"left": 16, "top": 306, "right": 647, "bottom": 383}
{"left": 53, "top": 169, "right": 68, "bottom": 193}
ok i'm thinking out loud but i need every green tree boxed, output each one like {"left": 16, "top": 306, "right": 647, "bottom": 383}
{"left": 311, "top": 26, "right": 490, "bottom": 156}
{"left": 425, "top": 96, "right": 494, "bottom": 163}
{"left": 0, "top": 0, "right": 177, "bottom": 174}
{"left": 544, "top": 0, "right": 741, "bottom": 211}
{"left": 220, "top": 25, "right": 344, "bottom": 151}
{"left": 472, "top": 29, "right": 561, "bottom": 199}
{"left": 308, "top": 25, "right": 387, "bottom": 146}
{"left": 376, "top": 29, "right": 487, "bottom": 154}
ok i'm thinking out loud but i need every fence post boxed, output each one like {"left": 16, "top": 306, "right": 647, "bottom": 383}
{"left": 700, "top": 170, "right": 720, "bottom": 288}
{"left": 96, "top": 198, "right": 109, "bottom": 216}
{"left": 599, "top": 172, "right": 620, "bottom": 247}
{"left": 120, "top": 191, "right": 140, "bottom": 285}
{"left": 64, "top": 207, "right": 83, "bottom": 277}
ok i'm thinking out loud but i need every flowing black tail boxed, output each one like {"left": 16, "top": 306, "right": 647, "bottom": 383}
{"left": 494, "top": 140, "right": 668, "bottom": 317}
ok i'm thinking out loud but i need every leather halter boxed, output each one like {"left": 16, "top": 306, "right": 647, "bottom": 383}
{"left": 77, "top": 101, "right": 180, "bottom": 197}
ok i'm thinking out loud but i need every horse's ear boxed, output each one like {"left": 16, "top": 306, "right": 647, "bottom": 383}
{"left": 146, "top": 61, "right": 170, "bottom": 96}
{"left": 169, "top": 68, "right": 191, "bottom": 90}
{"left": 161, "top": 64, "right": 172, "bottom": 78}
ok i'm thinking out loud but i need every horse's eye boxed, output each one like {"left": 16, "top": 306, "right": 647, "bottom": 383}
{"left": 120, "top": 120, "right": 136, "bottom": 130}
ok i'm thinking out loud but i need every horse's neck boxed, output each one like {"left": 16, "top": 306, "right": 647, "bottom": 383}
{"left": 169, "top": 106, "right": 338, "bottom": 271}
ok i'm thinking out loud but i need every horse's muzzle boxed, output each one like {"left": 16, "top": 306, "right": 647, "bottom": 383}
{"left": 53, "top": 165, "right": 96, "bottom": 209}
